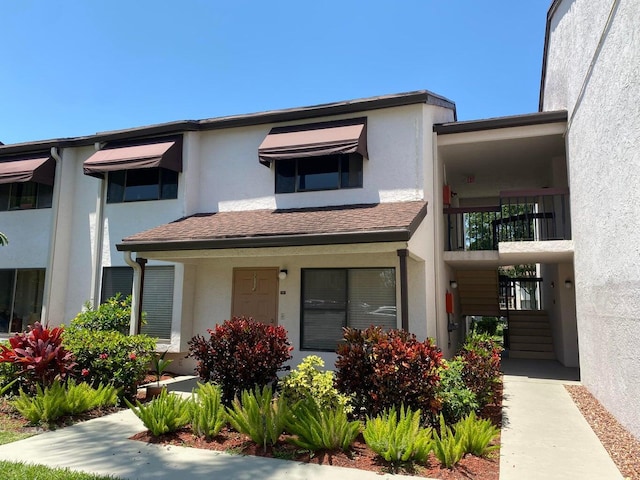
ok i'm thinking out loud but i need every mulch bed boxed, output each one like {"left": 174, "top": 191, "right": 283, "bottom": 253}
{"left": 566, "top": 385, "right": 640, "bottom": 480}
{"left": 130, "top": 383, "right": 503, "bottom": 480}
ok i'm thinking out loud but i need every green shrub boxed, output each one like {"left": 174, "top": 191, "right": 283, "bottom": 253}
{"left": 457, "top": 334, "right": 502, "bottom": 407}
{"left": 191, "top": 382, "right": 227, "bottom": 440}
{"left": 474, "top": 317, "right": 499, "bottom": 336}
{"left": 226, "top": 385, "right": 288, "bottom": 452}
{"left": 70, "top": 295, "right": 134, "bottom": 334}
{"left": 187, "top": 317, "right": 292, "bottom": 405}
{"left": 126, "top": 389, "right": 191, "bottom": 436}
{"left": 455, "top": 411, "right": 500, "bottom": 457}
{"left": 12, "top": 379, "right": 118, "bottom": 425}
{"left": 281, "top": 356, "right": 352, "bottom": 413}
{"left": 437, "top": 359, "right": 479, "bottom": 424}
{"left": 432, "top": 414, "right": 465, "bottom": 468}
{"left": 363, "top": 405, "right": 432, "bottom": 466}
{"left": 285, "top": 397, "right": 360, "bottom": 452}
{"left": 63, "top": 327, "right": 155, "bottom": 399}
{"left": 335, "top": 326, "right": 443, "bottom": 417}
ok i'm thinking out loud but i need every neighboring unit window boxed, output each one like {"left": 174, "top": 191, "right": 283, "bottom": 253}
{"left": 0, "top": 182, "right": 53, "bottom": 211}
{"left": 301, "top": 268, "right": 396, "bottom": 351}
{"left": 101, "top": 266, "right": 175, "bottom": 341}
{"left": 0, "top": 269, "right": 45, "bottom": 334}
{"left": 275, "top": 154, "right": 363, "bottom": 194}
{"left": 106, "top": 168, "right": 178, "bottom": 203}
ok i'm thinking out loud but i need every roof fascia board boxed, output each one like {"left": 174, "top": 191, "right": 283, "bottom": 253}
{"left": 0, "top": 90, "right": 456, "bottom": 157}
{"left": 436, "top": 121, "right": 566, "bottom": 147}
{"left": 433, "top": 110, "right": 567, "bottom": 135}
{"left": 116, "top": 229, "right": 414, "bottom": 253}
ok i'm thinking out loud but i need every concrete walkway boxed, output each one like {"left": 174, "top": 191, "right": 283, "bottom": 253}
{"left": 0, "top": 359, "right": 624, "bottom": 479}
{"left": 500, "top": 358, "right": 623, "bottom": 479}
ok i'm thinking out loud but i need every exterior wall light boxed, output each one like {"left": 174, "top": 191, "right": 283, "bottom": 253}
{"left": 278, "top": 269, "right": 288, "bottom": 280}
{"left": 565, "top": 279, "right": 572, "bottom": 289}
{"left": 449, "top": 280, "right": 458, "bottom": 289}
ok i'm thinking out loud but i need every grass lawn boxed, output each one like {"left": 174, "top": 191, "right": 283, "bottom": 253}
{"left": 0, "top": 461, "right": 119, "bottom": 479}
{"left": 0, "top": 400, "right": 33, "bottom": 445}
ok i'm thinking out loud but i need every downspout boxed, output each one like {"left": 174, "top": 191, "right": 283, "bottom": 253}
{"left": 124, "top": 251, "right": 142, "bottom": 336}
{"left": 89, "top": 142, "right": 106, "bottom": 309}
{"left": 397, "top": 249, "right": 409, "bottom": 331}
{"left": 41, "top": 147, "right": 63, "bottom": 326}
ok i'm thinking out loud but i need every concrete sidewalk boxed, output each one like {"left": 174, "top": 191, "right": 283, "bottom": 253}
{"left": 0, "top": 359, "right": 624, "bottom": 479}
{"left": 500, "top": 358, "right": 623, "bottom": 479}
{"left": 0, "top": 408, "right": 415, "bottom": 480}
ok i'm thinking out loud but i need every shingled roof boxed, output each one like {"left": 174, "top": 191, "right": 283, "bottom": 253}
{"left": 117, "top": 201, "right": 428, "bottom": 252}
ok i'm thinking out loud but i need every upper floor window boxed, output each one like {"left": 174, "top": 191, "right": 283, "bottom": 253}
{"left": 275, "top": 154, "right": 363, "bottom": 194}
{"left": 83, "top": 137, "right": 182, "bottom": 203}
{"left": 0, "top": 154, "right": 56, "bottom": 211}
{"left": 0, "top": 181, "right": 53, "bottom": 210}
{"left": 259, "top": 117, "right": 368, "bottom": 194}
{"left": 107, "top": 168, "right": 178, "bottom": 203}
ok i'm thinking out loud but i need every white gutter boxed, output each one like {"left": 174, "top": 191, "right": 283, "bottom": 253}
{"left": 89, "top": 142, "right": 106, "bottom": 309}
{"left": 124, "top": 251, "right": 142, "bottom": 335}
{"left": 40, "top": 146, "right": 63, "bottom": 326}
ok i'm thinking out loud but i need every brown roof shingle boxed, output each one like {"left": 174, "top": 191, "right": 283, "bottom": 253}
{"left": 117, "top": 201, "right": 427, "bottom": 252}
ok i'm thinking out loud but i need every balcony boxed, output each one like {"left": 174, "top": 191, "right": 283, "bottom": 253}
{"left": 444, "top": 188, "right": 571, "bottom": 252}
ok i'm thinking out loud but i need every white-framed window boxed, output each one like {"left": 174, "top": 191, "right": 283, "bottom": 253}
{"left": 0, "top": 269, "right": 45, "bottom": 333}
{"left": 301, "top": 268, "right": 397, "bottom": 351}
{"left": 101, "top": 266, "right": 175, "bottom": 341}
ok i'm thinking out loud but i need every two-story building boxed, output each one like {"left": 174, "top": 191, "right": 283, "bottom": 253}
{"left": 1, "top": 0, "right": 637, "bottom": 440}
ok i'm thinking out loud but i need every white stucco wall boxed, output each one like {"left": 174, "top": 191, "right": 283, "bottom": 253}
{"left": 543, "top": 0, "right": 640, "bottom": 438}
{"left": 196, "top": 104, "right": 430, "bottom": 213}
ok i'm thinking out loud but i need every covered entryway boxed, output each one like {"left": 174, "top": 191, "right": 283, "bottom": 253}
{"left": 231, "top": 267, "right": 279, "bottom": 325}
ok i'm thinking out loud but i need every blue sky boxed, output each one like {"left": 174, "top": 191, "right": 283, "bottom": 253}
{"left": 1, "top": 1, "right": 551, "bottom": 145}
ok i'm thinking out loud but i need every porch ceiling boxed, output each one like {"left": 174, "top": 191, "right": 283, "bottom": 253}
{"left": 438, "top": 124, "right": 566, "bottom": 199}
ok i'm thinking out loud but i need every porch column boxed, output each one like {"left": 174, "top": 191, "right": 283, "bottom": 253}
{"left": 135, "top": 257, "right": 147, "bottom": 335}
{"left": 397, "top": 249, "right": 409, "bottom": 331}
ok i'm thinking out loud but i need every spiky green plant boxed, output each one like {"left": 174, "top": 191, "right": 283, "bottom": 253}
{"left": 285, "top": 397, "right": 360, "bottom": 452}
{"left": 191, "top": 382, "right": 227, "bottom": 440}
{"left": 125, "top": 389, "right": 191, "bottom": 436}
{"left": 226, "top": 385, "right": 288, "bottom": 452}
{"left": 363, "top": 405, "right": 432, "bottom": 466}
{"left": 13, "top": 382, "right": 66, "bottom": 424}
{"left": 11, "top": 380, "right": 117, "bottom": 425}
{"left": 64, "top": 380, "right": 118, "bottom": 415}
{"left": 454, "top": 411, "right": 500, "bottom": 457}
{"left": 432, "top": 414, "right": 465, "bottom": 468}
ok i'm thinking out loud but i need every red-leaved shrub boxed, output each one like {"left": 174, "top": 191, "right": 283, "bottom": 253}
{"left": 335, "top": 326, "right": 443, "bottom": 417}
{"left": 0, "top": 322, "right": 76, "bottom": 390}
{"left": 187, "top": 317, "right": 292, "bottom": 404}
{"left": 457, "top": 334, "right": 502, "bottom": 407}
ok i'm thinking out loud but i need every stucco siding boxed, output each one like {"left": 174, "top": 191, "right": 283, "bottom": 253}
{"left": 544, "top": 0, "right": 640, "bottom": 438}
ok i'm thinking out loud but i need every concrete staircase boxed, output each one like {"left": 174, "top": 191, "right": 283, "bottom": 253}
{"left": 508, "top": 310, "right": 555, "bottom": 360}
{"left": 456, "top": 270, "right": 502, "bottom": 317}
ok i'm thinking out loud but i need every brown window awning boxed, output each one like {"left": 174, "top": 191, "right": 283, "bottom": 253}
{"left": 83, "top": 140, "right": 182, "bottom": 178}
{"left": 258, "top": 117, "right": 367, "bottom": 166}
{"left": 0, "top": 155, "right": 56, "bottom": 185}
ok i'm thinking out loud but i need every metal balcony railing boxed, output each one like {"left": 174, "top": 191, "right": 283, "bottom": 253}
{"left": 444, "top": 188, "right": 571, "bottom": 251}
